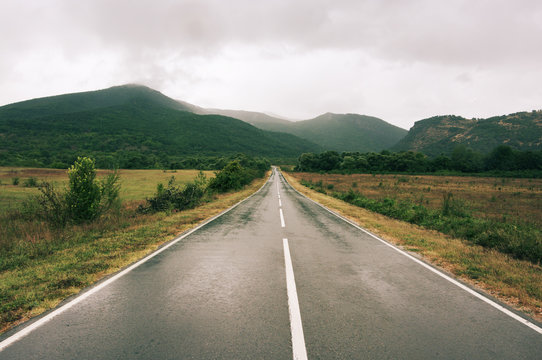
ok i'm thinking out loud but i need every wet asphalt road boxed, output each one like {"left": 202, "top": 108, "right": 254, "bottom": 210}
{"left": 1, "top": 168, "right": 541, "bottom": 359}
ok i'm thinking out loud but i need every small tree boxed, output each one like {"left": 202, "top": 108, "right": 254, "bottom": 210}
{"left": 65, "top": 157, "right": 102, "bottom": 222}
{"left": 140, "top": 172, "right": 207, "bottom": 213}
{"left": 35, "top": 157, "right": 120, "bottom": 225}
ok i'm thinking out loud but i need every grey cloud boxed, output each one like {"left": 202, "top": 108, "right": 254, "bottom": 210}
{"left": 5, "top": 0, "right": 541, "bottom": 67}
{"left": 455, "top": 72, "right": 472, "bottom": 83}
{"left": 45, "top": 0, "right": 542, "bottom": 67}
{"left": 1, "top": 0, "right": 541, "bottom": 128}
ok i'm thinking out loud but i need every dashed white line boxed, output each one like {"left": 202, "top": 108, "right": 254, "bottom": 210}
{"left": 279, "top": 198, "right": 282, "bottom": 207}
{"left": 280, "top": 208, "right": 286, "bottom": 227}
{"left": 283, "top": 238, "right": 308, "bottom": 360}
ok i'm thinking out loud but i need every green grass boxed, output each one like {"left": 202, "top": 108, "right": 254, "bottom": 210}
{"left": 0, "top": 167, "right": 215, "bottom": 211}
{"left": 116, "top": 169, "right": 214, "bottom": 202}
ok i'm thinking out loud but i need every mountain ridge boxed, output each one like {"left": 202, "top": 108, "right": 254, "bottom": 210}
{"left": 194, "top": 105, "right": 407, "bottom": 153}
{"left": 0, "top": 85, "right": 321, "bottom": 168}
{"left": 392, "top": 111, "right": 542, "bottom": 156}
{"left": 6, "top": 83, "right": 536, "bottom": 166}
{"left": 2, "top": 84, "right": 191, "bottom": 117}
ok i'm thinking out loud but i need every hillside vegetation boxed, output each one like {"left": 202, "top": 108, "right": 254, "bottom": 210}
{"left": 4, "top": 83, "right": 540, "bottom": 164}
{"left": 393, "top": 111, "right": 542, "bottom": 156}
{"left": 0, "top": 85, "right": 321, "bottom": 168}
{"left": 0, "top": 84, "right": 191, "bottom": 117}
{"left": 206, "top": 110, "right": 408, "bottom": 153}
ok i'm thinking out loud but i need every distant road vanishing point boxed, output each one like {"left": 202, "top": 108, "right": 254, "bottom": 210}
{"left": 1, "top": 168, "right": 541, "bottom": 359}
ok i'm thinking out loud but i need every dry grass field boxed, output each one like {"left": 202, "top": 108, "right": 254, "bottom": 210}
{"left": 292, "top": 172, "right": 542, "bottom": 228}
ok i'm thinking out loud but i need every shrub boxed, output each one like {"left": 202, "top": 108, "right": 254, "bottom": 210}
{"left": 100, "top": 171, "right": 121, "bottom": 212}
{"left": 36, "top": 182, "right": 69, "bottom": 227}
{"left": 141, "top": 159, "right": 267, "bottom": 212}
{"left": 208, "top": 160, "right": 253, "bottom": 193}
{"left": 140, "top": 172, "right": 207, "bottom": 213}
{"left": 12, "top": 177, "right": 19, "bottom": 186}
{"left": 34, "top": 157, "right": 120, "bottom": 225}
{"left": 23, "top": 177, "right": 39, "bottom": 187}
{"left": 65, "top": 157, "right": 102, "bottom": 222}
{"left": 441, "top": 192, "right": 469, "bottom": 218}
{"left": 311, "top": 183, "right": 542, "bottom": 264}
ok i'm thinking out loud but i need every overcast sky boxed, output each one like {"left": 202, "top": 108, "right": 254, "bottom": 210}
{"left": 1, "top": 0, "right": 541, "bottom": 129}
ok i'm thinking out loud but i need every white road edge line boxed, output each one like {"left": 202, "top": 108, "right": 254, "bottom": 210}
{"left": 0, "top": 172, "right": 274, "bottom": 352}
{"left": 280, "top": 208, "right": 286, "bottom": 227}
{"left": 283, "top": 238, "right": 308, "bottom": 360}
{"left": 280, "top": 171, "right": 542, "bottom": 336}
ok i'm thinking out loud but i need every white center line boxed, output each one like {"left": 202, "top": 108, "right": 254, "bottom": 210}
{"left": 279, "top": 198, "right": 282, "bottom": 207}
{"left": 280, "top": 208, "right": 286, "bottom": 227}
{"left": 283, "top": 238, "right": 308, "bottom": 360}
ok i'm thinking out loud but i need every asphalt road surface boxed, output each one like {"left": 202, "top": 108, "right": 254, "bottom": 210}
{"left": 1, "top": 168, "right": 541, "bottom": 359}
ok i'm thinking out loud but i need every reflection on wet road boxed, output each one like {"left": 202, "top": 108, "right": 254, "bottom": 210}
{"left": 1, "top": 168, "right": 541, "bottom": 359}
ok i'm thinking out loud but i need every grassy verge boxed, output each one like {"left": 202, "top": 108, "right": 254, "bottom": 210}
{"left": 282, "top": 171, "right": 542, "bottom": 322}
{"left": 0, "top": 172, "right": 268, "bottom": 334}
{"left": 300, "top": 178, "right": 541, "bottom": 264}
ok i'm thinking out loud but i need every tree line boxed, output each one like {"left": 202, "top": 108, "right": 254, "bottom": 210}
{"left": 0, "top": 150, "right": 273, "bottom": 172}
{"left": 294, "top": 145, "right": 542, "bottom": 175}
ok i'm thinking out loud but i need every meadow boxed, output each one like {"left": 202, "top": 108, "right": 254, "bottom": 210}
{"left": 291, "top": 172, "right": 542, "bottom": 228}
{"left": 0, "top": 166, "right": 264, "bottom": 333}
{"left": 0, "top": 167, "right": 215, "bottom": 211}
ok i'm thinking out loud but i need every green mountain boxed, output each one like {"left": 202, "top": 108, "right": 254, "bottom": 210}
{"left": 0, "top": 85, "right": 321, "bottom": 168}
{"left": 392, "top": 111, "right": 542, "bottom": 156}
{"left": 2, "top": 84, "right": 191, "bottom": 118}
{"left": 280, "top": 113, "right": 407, "bottom": 152}
{"left": 201, "top": 109, "right": 408, "bottom": 153}
{"left": 202, "top": 108, "right": 293, "bottom": 128}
